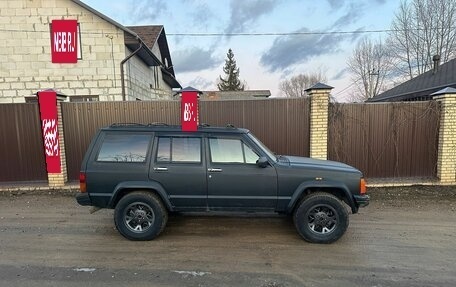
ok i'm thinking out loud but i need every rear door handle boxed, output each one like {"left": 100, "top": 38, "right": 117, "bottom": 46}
{"left": 154, "top": 167, "right": 168, "bottom": 171}
{"left": 208, "top": 168, "right": 222, "bottom": 172}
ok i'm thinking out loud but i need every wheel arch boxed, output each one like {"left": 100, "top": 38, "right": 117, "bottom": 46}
{"left": 108, "top": 181, "right": 173, "bottom": 211}
{"left": 287, "top": 181, "right": 357, "bottom": 214}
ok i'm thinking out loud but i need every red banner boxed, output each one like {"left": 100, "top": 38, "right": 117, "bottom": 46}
{"left": 37, "top": 91, "right": 61, "bottom": 173}
{"left": 181, "top": 91, "right": 198, "bottom": 131}
{"left": 51, "top": 19, "right": 78, "bottom": 63}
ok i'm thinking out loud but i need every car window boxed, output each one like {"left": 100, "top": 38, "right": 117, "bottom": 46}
{"left": 156, "top": 137, "right": 171, "bottom": 162}
{"left": 244, "top": 143, "right": 259, "bottom": 164}
{"left": 156, "top": 137, "right": 201, "bottom": 163}
{"left": 209, "top": 138, "right": 259, "bottom": 164}
{"left": 97, "top": 133, "right": 151, "bottom": 162}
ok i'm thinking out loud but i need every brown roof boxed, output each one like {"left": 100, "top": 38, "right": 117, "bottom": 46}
{"left": 369, "top": 58, "right": 456, "bottom": 102}
{"left": 200, "top": 90, "right": 271, "bottom": 100}
{"left": 127, "top": 25, "right": 163, "bottom": 51}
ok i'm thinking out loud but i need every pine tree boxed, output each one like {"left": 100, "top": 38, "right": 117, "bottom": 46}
{"left": 217, "top": 49, "right": 245, "bottom": 91}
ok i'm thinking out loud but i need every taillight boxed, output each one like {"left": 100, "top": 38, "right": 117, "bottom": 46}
{"left": 360, "top": 178, "right": 367, "bottom": 195}
{"left": 79, "top": 172, "right": 87, "bottom": 193}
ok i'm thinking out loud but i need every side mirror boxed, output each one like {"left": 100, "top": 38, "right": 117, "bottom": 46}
{"left": 256, "top": 156, "right": 269, "bottom": 168}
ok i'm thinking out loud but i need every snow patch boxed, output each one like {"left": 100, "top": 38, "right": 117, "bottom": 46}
{"left": 173, "top": 270, "right": 211, "bottom": 277}
{"left": 73, "top": 268, "right": 96, "bottom": 272}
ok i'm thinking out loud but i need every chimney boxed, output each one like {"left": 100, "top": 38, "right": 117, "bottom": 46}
{"left": 433, "top": 54, "right": 441, "bottom": 74}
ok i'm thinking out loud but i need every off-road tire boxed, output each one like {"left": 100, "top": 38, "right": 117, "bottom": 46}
{"left": 114, "top": 191, "right": 168, "bottom": 241}
{"left": 293, "top": 192, "right": 349, "bottom": 244}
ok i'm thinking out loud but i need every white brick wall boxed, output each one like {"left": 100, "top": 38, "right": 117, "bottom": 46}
{"left": 125, "top": 48, "right": 172, "bottom": 101}
{"left": 0, "top": 0, "right": 172, "bottom": 102}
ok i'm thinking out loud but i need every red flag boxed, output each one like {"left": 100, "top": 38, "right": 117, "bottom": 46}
{"left": 38, "top": 91, "right": 61, "bottom": 173}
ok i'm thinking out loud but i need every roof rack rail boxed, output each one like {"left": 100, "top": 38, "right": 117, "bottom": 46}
{"left": 110, "top": 123, "right": 147, "bottom": 127}
{"left": 149, "top": 122, "right": 169, "bottom": 126}
{"left": 200, "top": 123, "right": 211, "bottom": 127}
{"left": 226, "top": 124, "right": 237, "bottom": 128}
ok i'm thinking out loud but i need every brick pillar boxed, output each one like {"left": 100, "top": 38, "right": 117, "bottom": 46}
{"left": 305, "top": 83, "right": 333, "bottom": 160}
{"left": 432, "top": 87, "right": 456, "bottom": 183}
{"left": 47, "top": 95, "right": 68, "bottom": 188}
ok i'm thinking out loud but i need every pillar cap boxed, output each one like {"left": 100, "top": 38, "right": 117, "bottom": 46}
{"left": 431, "top": 87, "right": 456, "bottom": 97}
{"left": 305, "top": 82, "right": 334, "bottom": 92}
{"left": 177, "top": 86, "right": 203, "bottom": 94}
{"left": 173, "top": 86, "right": 203, "bottom": 98}
{"left": 35, "top": 89, "right": 68, "bottom": 101}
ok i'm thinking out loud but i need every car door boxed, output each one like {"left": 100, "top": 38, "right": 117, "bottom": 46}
{"left": 85, "top": 131, "right": 153, "bottom": 207}
{"left": 206, "top": 135, "right": 278, "bottom": 211}
{"left": 149, "top": 134, "right": 207, "bottom": 210}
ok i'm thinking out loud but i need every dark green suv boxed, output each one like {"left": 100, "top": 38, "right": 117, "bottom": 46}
{"left": 76, "top": 124, "right": 369, "bottom": 243}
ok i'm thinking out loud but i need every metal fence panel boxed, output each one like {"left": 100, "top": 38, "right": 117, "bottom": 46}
{"left": 61, "top": 101, "right": 180, "bottom": 180}
{"left": 328, "top": 101, "right": 440, "bottom": 178}
{"left": 62, "top": 99, "right": 311, "bottom": 180}
{"left": 0, "top": 104, "right": 47, "bottom": 182}
{"left": 200, "top": 98, "right": 311, "bottom": 157}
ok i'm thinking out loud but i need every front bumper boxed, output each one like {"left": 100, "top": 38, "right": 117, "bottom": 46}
{"left": 353, "top": 194, "right": 370, "bottom": 208}
{"left": 76, "top": 193, "right": 92, "bottom": 206}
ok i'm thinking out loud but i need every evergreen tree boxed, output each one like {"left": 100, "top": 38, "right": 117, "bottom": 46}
{"left": 217, "top": 49, "right": 245, "bottom": 91}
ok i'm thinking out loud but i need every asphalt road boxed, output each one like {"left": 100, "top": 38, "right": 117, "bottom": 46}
{"left": 0, "top": 186, "right": 455, "bottom": 287}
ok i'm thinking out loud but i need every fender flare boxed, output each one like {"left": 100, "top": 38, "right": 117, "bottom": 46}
{"left": 286, "top": 180, "right": 357, "bottom": 214}
{"left": 108, "top": 181, "right": 174, "bottom": 211}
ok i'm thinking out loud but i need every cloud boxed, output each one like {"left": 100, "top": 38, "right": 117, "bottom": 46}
{"left": 130, "top": 0, "right": 168, "bottom": 22}
{"left": 260, "top": 28, "right": 347, "bottom": 72}
{"left": 332, "top": 68, "right": 349, "bottom": 80}
{"left": 331, "top": 2, "right": 364, "bottom": 29}
{"left": 327, "top": 0, "right": 385, "bottom": 11}
{"left": 225, "top": 0, "right": 278, "bottom": 33}
{"left": 187, "top": 76, "right": 214, "bottom": 90}
{"left": 326, "top": 0, "right": 345, "bottom": 9}
{"left": 172, "top": 47, "right": 219, "bottom": 73}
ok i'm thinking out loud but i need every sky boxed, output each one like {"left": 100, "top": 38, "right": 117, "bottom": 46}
{"left": 82, "top": 0, "right": 401, "bottom": 101}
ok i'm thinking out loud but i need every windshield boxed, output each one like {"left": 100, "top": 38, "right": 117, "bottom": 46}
{"left": 247, "top": 133, "right": 277, "bottom": 161}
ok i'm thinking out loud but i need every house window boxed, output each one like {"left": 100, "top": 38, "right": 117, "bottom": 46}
{"left": 25, "top": 97, "right": 38, "bottom": 103}
{"left": 49, "top": 23, "right": 83, "bottom": 60}
{"left": 154, "top": 66, "right": 160, "bottom": 89}
{"left": 69, "top": 95, "right": 99, "bottom": 102}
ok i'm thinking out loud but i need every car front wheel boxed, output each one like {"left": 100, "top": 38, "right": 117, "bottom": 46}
{"left": 114, "top": 191, "right": 168, "bottom": 241}
{"left": 293, "top": 192, "right": 348, "bottom": 244}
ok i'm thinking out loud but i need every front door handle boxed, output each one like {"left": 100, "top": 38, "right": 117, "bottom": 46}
{"left": 208, "top": 168, "right": 222, "bottom": 172}
{"left": 154, "top": 167, "right": 168, "bottom": 171}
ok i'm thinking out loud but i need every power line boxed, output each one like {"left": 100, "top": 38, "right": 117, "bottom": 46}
{"left": 1, "top": 27, "right": 454, "bottom": 37}
{"left": 166, "top": 27, "right": 456, "bottom": 37}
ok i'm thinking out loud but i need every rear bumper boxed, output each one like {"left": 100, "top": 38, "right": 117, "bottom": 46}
{"left": 353, "top": 194, "right": 370, "bottom": 208}
{"left": 76, "top": 193, "right": 92, "bottom": 206}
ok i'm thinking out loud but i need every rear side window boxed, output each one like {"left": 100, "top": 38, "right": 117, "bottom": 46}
{"left": 156, "top": 137, "right": 201, "bottom": 163}
{"left": 97, "top": 133, "right": 151, "bottom": 162}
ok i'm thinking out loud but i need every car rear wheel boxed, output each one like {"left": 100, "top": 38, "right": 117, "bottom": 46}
{"left": 293, "top": 192, "right": 348, "bottom": 244}
{"left": 114, "top": 191, "right": 168, "bottom": 241}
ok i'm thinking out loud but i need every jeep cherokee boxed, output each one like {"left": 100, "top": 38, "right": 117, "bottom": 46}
{"left": 76, "top": 123, "right": 369, "bottom": 243}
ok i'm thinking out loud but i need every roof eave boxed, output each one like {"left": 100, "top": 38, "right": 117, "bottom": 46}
{"left": 160, "top": 67, "right": 181, "bottom": 89}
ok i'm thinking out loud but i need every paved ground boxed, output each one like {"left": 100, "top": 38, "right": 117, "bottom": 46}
{"left": 0, "top": 186, "right": 455, "bottom": 287}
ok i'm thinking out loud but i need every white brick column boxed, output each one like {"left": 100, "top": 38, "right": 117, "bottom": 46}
{"left": 432, "top": 88, "right": 456, "bottom": 183}
{"left": 305, "top": 83, "right": 333, "bottom": 160}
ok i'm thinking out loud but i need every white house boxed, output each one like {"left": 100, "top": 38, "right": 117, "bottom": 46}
{"left": 0, "top": 0, "right": 180, "bottom": 103}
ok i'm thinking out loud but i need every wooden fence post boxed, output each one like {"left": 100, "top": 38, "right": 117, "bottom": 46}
{"left": 305, "top": 83, "right": 333, "bottom": 160}
{"left": 432, "top": 87, "right": 456, "bottom": 184}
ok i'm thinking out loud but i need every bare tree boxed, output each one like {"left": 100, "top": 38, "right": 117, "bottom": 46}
{"left": 388, "top": 0, "right": 456, "bottom": 79}
{"left": 347, "top": 38, "right": 391, "bottom": 101}
{"left": 279, "top": 71, "right": 326, "bottom": 98}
